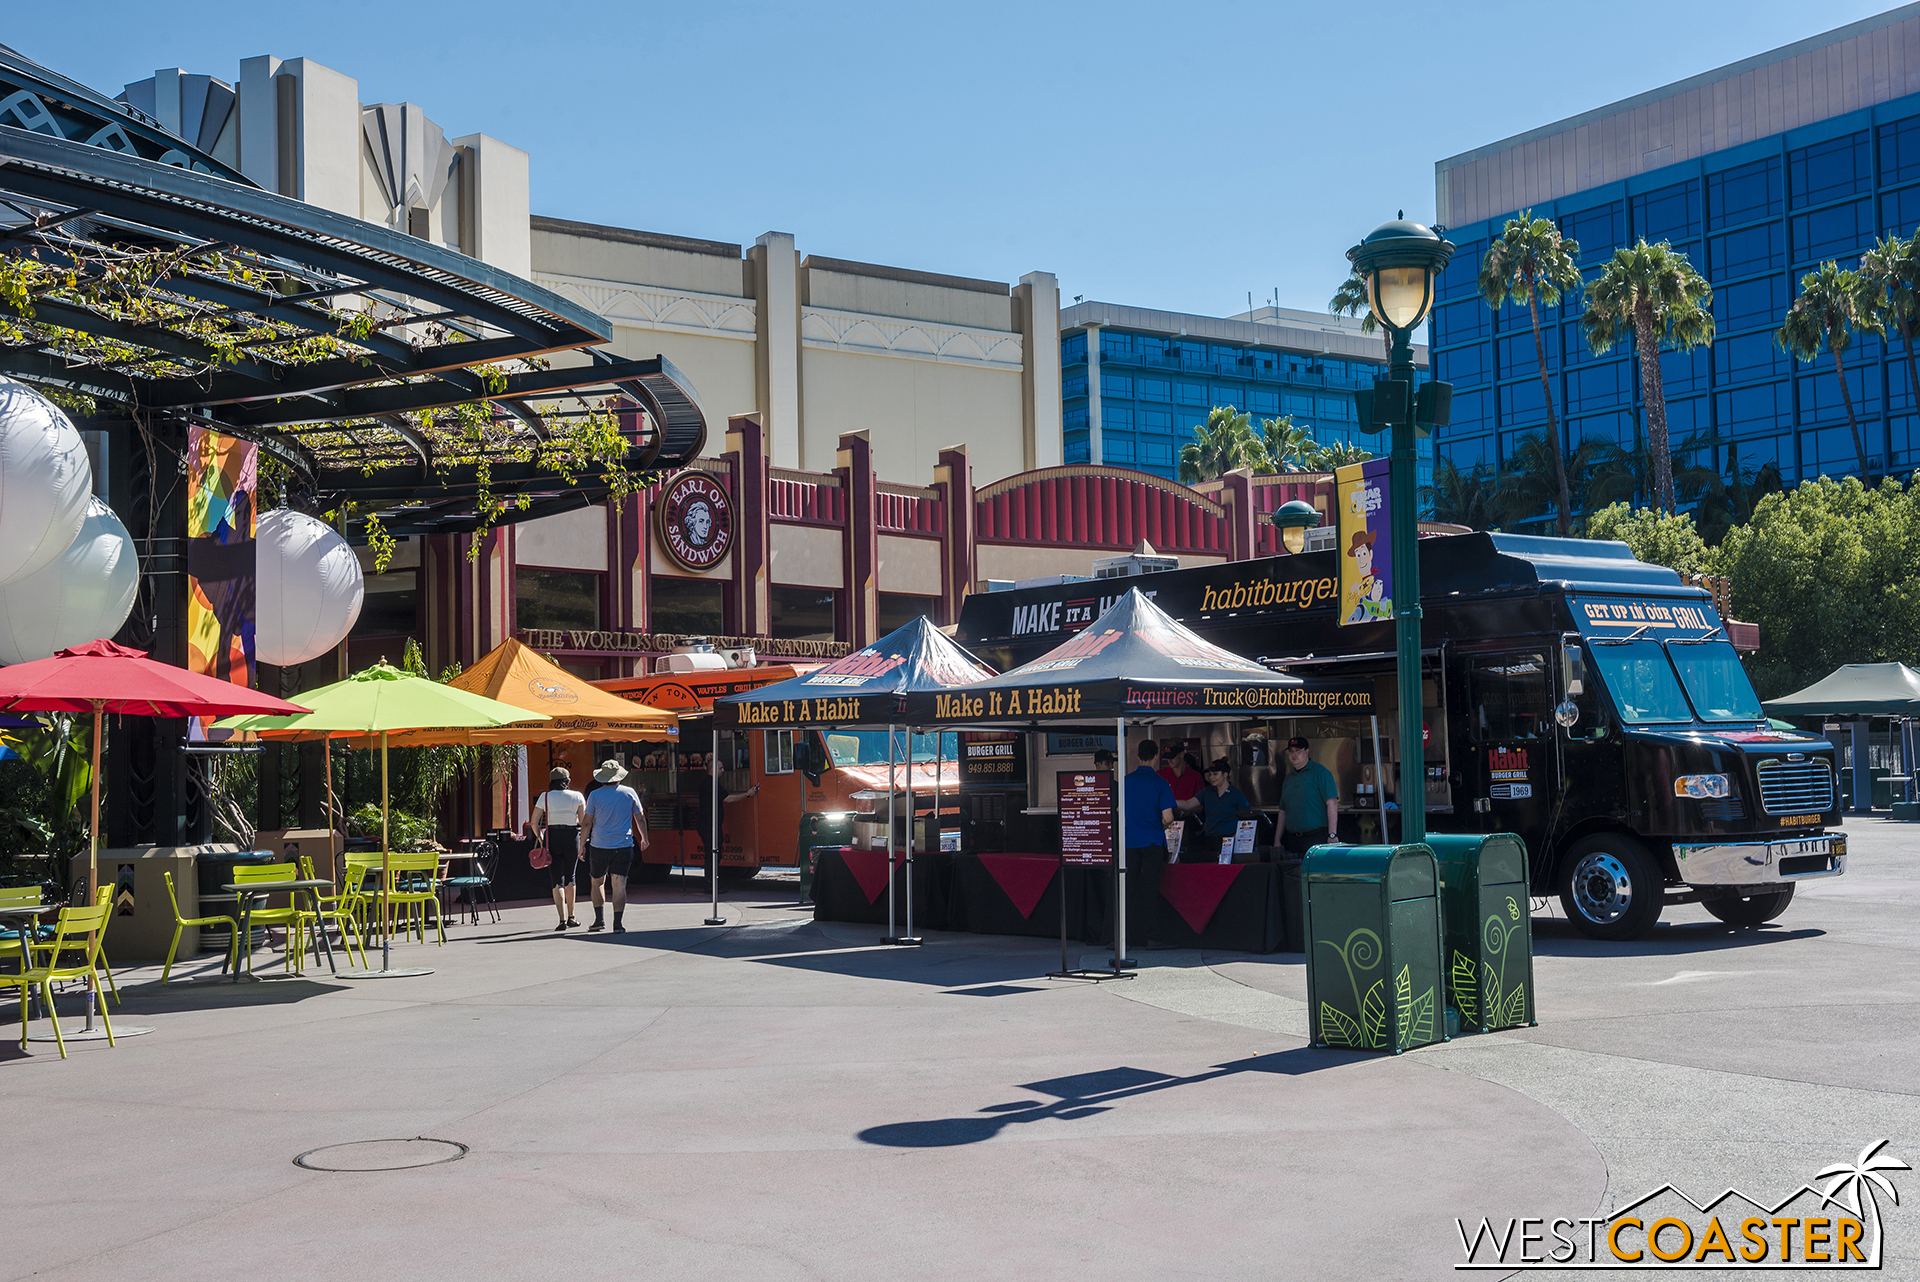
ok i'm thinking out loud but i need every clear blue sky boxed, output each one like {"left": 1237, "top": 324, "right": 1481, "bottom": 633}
{"left": 7, "top": 1, "right": 1905, "bottom": 318}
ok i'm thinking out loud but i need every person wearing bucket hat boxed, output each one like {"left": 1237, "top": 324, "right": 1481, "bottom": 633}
{"left": 580, "top": 758, "right": 648, "bottom": 933}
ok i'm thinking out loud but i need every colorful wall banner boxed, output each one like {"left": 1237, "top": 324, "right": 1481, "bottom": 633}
{"left": 1336, "top": 458, "right": 1393, "bottom": 627}
{"left": 186, "top": 425, "right": 257, "bottom": 736}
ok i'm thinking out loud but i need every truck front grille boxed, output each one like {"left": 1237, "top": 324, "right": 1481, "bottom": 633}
{"left": 1755, "top": 759, "right": 1834, "bottom": 815}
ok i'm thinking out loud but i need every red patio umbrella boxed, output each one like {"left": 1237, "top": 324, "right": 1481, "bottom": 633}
{"left": 0, "top": 638, "right": 309, "bottom": 903}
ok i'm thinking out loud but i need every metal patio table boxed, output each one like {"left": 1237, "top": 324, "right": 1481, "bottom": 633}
{"left": 222, "top": 880, "right": 336, "bottom": 982}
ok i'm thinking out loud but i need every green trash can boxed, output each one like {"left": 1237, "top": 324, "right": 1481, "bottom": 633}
{"left": 1427, "top": 832, "right": 1536, "bottom": 1035}
{"left": 1303, "top": 843, "right": 1445, "bottom": 1054}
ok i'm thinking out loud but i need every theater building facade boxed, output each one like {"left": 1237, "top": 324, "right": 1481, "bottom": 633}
{"left": 355, "top": 416, "right": 1341, "bottom": 683}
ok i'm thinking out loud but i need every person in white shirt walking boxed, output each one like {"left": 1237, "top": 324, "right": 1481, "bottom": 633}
{"left": 530, "top": 768, "right": 587, "bottom": 931}
{"left": 581, "top": 759, "right": 649, "bottom": 933}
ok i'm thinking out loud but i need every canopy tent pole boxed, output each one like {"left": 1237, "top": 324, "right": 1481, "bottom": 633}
{"left": 882, "top": 725, "right": 899, "bottom": 944}
{"left": 901, "top": 728, "right": 920, "bottom": 945}
{"left": 1113, "top": 715, "right": 1128, "bottom": 973}
{"left": 704, "top": 745, "right": 724, "bottom": 926}
{"left": 1371, "top": 715, "right": 1388, "bottom": 841}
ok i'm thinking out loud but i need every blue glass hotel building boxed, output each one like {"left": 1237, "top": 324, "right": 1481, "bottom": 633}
{"left": 1432, "top": 5, "right": 1920, "bottom": 503}
{"left": 1059, "top": 302, "right": 1432, "bottom": 486}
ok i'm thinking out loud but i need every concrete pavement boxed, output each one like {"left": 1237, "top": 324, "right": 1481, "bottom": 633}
{"left": 1, "top": 819, "right": 1914, "bottom": 1280}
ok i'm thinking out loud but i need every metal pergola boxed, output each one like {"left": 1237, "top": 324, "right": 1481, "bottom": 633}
{"left": 1, "top": 42, "right": 707, "bottom": 533}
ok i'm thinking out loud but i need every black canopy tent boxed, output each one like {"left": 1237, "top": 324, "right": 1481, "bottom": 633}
{"left": 1765, "top": 663, "right": 1920, "bottom": 811}
{"left": 899, "top": 588, "right": 1373, "bottom": 968}
{"left": 713, "top": 616, "right": 997, "bottom": 940}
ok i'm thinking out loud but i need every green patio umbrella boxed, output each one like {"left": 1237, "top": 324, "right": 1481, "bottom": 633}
{"left": 220, "top": 661, "right": 548, "bottom": 976}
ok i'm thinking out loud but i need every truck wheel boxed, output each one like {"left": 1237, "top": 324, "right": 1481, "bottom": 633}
{"left": 1703, "top": 885, "right": 1794, "bottom": 927}
{"left": 630, "top": 861, "right": 669, "bottom": 885}
{"left": 1558, "top": 835, "right": 1663, "bottom": 941}
{"left": 718, "top": 865, "right": 759, "bottom": 884}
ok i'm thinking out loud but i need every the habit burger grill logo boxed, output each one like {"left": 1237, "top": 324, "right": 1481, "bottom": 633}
{"left": 803, "top": 648, "right": 908, "bottom": 688}
{"left": 658, "top": 472, "right": 733, "bottom": 571}
{"left": 1488, "top": 747, "right": 1532, "bottom": 801}
{"left": 1456, "top": 1140, "right": 1907, "bottom": 1270}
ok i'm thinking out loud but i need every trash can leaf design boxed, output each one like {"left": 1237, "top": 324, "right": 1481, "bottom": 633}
{"left": 1303, "top": 845, "right": 1446, "bottom": 1054}
{"left": 1428, "top": 833, "right": 1536, "bottom": 1034}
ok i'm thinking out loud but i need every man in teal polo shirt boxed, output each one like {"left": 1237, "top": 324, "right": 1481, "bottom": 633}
{"left": 1277, "top": 736, "right": 1340, "bottom": 856}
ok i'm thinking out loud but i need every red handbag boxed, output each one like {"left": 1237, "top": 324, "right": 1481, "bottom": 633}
{"left": 528, "top": 798, "right": 551, "bottom": 868}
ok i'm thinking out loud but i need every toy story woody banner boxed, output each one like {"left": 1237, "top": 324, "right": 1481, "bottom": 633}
{"left": 186, "top": 425, "right": 257, "bottom": 737}
{"left": 1336, "top": 458, "right": 1393, "bottom": 627}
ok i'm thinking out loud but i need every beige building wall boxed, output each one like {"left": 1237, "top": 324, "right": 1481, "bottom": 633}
{"left": 515, "top": 505, "right": 607, "bottom": 570}
{"left": 531, "top": 223, "right": 1060, "bottom": 486}
{"left": 876, "top": 535, "right": 941, "bottom": 591}
{"left": 799, "top": 347, "right": 1024, "bottom": 480}
{"left": 767, "top": 524, "right": 845, "bottom": 589}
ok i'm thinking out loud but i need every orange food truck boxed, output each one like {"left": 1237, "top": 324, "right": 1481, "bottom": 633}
{"left": 593, "top": 665, "right": 960, "bottom": 880}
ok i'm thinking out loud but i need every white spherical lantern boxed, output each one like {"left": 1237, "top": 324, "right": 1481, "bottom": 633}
{"left": 0, "top": 376, "right": 92, "bottom": 587}
{"left": 0, "top": 497, "right": 138, "bottom": 665}
{"left": 256, "top": 508, "right": 364, "bottom": 667}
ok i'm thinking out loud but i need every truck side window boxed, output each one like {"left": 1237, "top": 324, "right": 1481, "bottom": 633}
{"left": 764, "top": 729, "right": 794, "bottom": 774}
{"left": 1467, "top": 652, "right": 1549, "bottom": 742}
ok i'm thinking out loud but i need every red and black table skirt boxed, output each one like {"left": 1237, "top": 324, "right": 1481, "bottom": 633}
{"left": 812, "top": 848, "right": 1293, "bottom": 953}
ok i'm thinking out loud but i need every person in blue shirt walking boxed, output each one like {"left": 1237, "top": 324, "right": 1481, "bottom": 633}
{"left": 1124, "top": 737, "right": 1177, "bottom": 947}
{"left": 581, "top": 759, "right": 649, "bottom": 933}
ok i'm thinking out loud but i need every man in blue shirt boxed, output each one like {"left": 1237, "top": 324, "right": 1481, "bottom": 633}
{"left": 1124, "top": 738, "right": 1177, "bottom": 948}
{"left": 582, "top": 759, "right": 650, "bottom": 933}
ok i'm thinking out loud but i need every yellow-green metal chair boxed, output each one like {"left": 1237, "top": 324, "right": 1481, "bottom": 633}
{"left": 159, "top": 871, "right": 238, "bottom": 984}
{"left": 229, "top": 862, "right": 306, "bottom": 975}
{"left": 298, "top": 856, "right": 366, "bottom": 967}
{"left": 2, "top": 899, "right": 115, "bottom": 1057}
{"left": 381, "top": 855, "right": 445, "bottom": 947}
{"left": 0, "top": 884, "right": 49, "bottom": 975}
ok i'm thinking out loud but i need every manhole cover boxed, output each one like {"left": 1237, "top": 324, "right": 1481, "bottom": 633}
{"left": 293, "top": 1137, "right": 468, "bottom": 1172}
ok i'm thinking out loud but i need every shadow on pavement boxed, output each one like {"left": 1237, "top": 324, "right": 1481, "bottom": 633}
{"left": 1531, "top": 920, "right": 1823, "bottom": 958}
{"left": 859, "top": 1050, "right": 1370, "bottom": 1148}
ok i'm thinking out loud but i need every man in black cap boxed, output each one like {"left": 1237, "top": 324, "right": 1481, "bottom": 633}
{"left": 1276, "top": 736, "right": 1340, "bottom": 856}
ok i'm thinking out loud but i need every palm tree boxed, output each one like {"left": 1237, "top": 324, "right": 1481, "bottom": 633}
{"left": 1329, "top": 271, "right": 1391, "bottom": 363}
{"left": 1419, "top": 457, "right": 1501, "bottom": 529}
{"left": 1479, "top": 212, "right": 1583, "bottom": 536}
{"left": 1778, "top": 261, "right": 1877, "bottom": 480}
{"left": 1817, "top": 1139, "right": 1909, "bottom": 1264}
{"left": 1858, "top": 233, "right": 1920, "bottom": 422}
{"left": 1305, "top": 441, "right": 1373, "bottom": 471}
{"left": 1581, "top": 240, "right": 1716, "bottom": 515}
{"left": 1261, "top": 415, "right": 1316, "bottom": 472}
{"left": 1177, "top": 405, "right": 1271, "bottom": 483}
{"left": 1583, "top": 432, "right": 1721, "bottom": 512}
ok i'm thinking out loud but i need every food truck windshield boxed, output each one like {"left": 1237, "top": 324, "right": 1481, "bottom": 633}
{"left": 1588, "top": 638, "right": 1764, "bottom": 725}
{"left": 824, "top": 729, "right": 960, "bottom": 766}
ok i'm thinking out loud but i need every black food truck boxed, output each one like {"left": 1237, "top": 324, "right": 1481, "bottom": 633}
{"left": 956, "top": 531, "right": 1845, "bottom": 940}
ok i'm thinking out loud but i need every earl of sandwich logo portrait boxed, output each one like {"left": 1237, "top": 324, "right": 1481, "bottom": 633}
{"left": 1456, "top": 1140, "right": 1907, "bottom": 1269}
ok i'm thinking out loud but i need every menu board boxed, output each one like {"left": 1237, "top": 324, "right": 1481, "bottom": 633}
{"left": 1059, "top": 770, "right": 1114, "bottom": 866}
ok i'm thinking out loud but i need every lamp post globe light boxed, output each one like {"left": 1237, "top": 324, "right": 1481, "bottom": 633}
{"left": 1269, "top": 499, "right": 1321, "bottom": 555}
{"left": 1346, "top": 215, "right": 1455, "bottom": 844}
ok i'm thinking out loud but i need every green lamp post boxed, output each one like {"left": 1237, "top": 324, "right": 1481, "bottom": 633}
{"left": 1265, "top": 498, "right": 1322, "bottom": 554}
{"left": 1346, "top": 216, "right": 1455, "bottom": 843}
